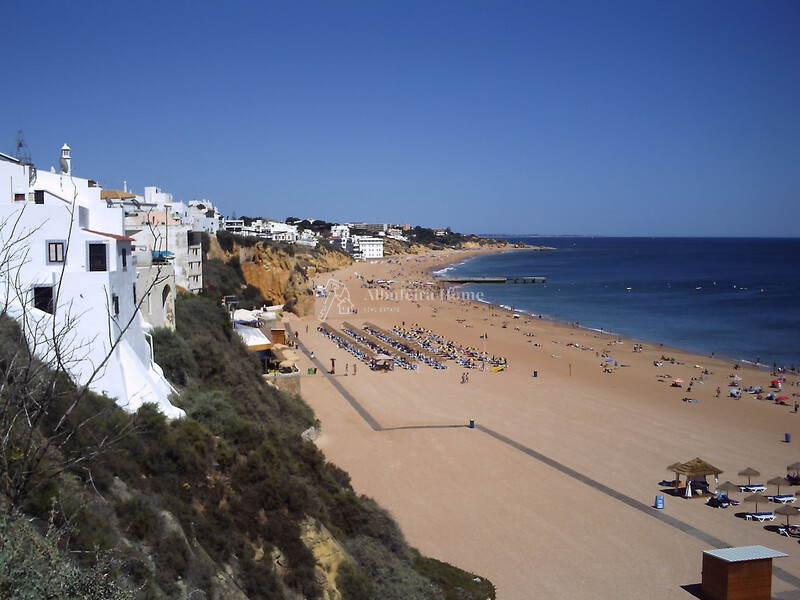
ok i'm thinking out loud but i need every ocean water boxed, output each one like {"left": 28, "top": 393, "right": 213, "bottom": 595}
{"left": 444, "top": 237, "right": 800, "bottom": 369}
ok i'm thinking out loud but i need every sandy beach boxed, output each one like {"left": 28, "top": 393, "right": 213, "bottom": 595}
{"left": 289, "top": 248, "right": 800, "bottom": 599}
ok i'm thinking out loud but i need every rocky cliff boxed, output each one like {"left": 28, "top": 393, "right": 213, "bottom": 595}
{"left": 205, "top": 235, "right": 353, "bottom": 317}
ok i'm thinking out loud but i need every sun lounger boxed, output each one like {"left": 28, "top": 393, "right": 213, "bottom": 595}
{"left": 779, "top": 524, "right": 800, "bottom": 538}
{"left": 768, "top": 494, "right": 796, "bottom": 504}
{"left": 746, "top": 512, "right": 775, "bottom": 522}
{"left": 739, "top": 484, "right": 766, "bottom": 493}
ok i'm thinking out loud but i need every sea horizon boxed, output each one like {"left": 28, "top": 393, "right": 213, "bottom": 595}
{"left": 478, "top": 234, "right": 800, "bottom": 240}
{"left": 442, "top": 236, "right": 800, "bottom": 370}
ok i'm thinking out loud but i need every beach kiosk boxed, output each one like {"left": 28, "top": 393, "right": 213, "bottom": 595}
{"left": 701, "top": 545, "right": 787, "bottom": 600}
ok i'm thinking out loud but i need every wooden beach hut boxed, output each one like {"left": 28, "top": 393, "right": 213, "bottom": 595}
{"left": 701, "top": 545, "right": 787, "bottom": 600}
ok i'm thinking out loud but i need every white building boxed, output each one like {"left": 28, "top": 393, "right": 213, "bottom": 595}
{"left": 124, "top": 206, "right": 204, "bottom": 295}
{"left": 296, "top": 229, "right": 319, "bottom": 247}
{"left": 0, "top": 145, "right": 183, "bottom": 418}
{"left": 347, "top": 235, "right": 384, "bottom": 259}
{"left": 189, "top": 200, "right": 222, "bottom": 233}
{"left": 222, "top": 218, "right": 244, "bottom": 233}
{"left": 330, "top": 224, "right": 350, "bottom": 250}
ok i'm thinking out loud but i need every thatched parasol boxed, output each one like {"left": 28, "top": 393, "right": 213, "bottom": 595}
{"left": 673, "top": 457, "right": 723, "bottom": 477}
{"left": 717, "top": 481, "right": 740, "bottom": 498}
{"left": 744, "top": 492, "right": 770, "bottom": 513}
{"left": 767, "top": 476, "right": 788, "bottom": 495}
{"left": 738, "top": 467, "right": 760, "bottom": 485}
{"left": 787, "top": 461, "right": 800, "bottom": 476}
{"left": 775, "top": 504, "right": 800, "bottom": 525}
{"left": 672, "top": 458, "right": 723, "bottom": 497}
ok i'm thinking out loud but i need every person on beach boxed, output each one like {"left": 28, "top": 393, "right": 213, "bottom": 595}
{"left": 795, "top": 401, "right": 799, "bottom": 413}
{"left": 345, "top": 364, "right": 349, "bottom": 376}
{"left": 715, "top": 387, "right": 720, "bottom": 397}
{"left": 353, "top": 363, "right": 357, "bottom": 376}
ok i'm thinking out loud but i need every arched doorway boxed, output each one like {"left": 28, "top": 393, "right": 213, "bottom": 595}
{"left": 162, "top": 284, "right": 174, "bottom": 330}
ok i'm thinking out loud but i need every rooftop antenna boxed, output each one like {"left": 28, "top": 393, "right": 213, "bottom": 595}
{"left": 13, "top": 129, "right": 37, "bottom": 185}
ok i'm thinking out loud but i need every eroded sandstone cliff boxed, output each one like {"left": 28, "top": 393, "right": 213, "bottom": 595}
{"left": 206, "top": 235, "right": 353, "bottom": 316}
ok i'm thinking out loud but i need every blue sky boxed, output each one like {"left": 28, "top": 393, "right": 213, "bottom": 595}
{"left": 4, "top": 1, "right": 799, "bottom": 236}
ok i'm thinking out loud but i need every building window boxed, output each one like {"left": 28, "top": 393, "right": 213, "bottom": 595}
{"left": 112, "top": 294, "right": 120, "bottom": 316}
{"left": 88, "top": 243, "right": 107, "bottom": 272}
{"left": 133, "top": 284, "right": 137, "bottom": 305}
{"left": 121, "top": 247, "right": 128, "bottom": 271}
{"left": 47, "top": 241, "right": 66, "bottom": 264}
{"left": 32, "top": 286, "right": 55, "bottom": 314}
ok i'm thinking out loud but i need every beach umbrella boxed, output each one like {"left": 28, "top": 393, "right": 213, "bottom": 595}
{"left": 767, "top": 476, "right": 788, "bottom": 495}
{"left": 788, "top": 462, "right": 800, "bottom": 476}
{"left": 775, "top": 504, "right": 800, "bottom": 525}
{"left": 717, "top": 481, "right": 740, "bottom": 499}
{"left": 744, "top": 493, "right": 770, "bottom": 513}
{"left": 739, "top": 467, "right": 760, "bottom": 485}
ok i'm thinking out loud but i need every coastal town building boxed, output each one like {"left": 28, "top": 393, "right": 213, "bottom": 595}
{"left": 330, "top": 224, "right": 351, "bottom": 250}
{"left": 347, "top": 234, "right": 384, "bottom": 259}
{"left": 0, "top": 145, "right": 183, "bottom": 418}
{"left": 222, "top": 217, "right": 244, "bottom": 233}
{"left": 296, "top": 229, "right": 319, "bottom": 247}
{"left": 111, "top": 186, "right": 204, "bottom": 318}
{"left": 188, "top": 200, "right": 222, "bottom": 233}
{"left": 346, "top": 222, "right": 388, "bottom": 234}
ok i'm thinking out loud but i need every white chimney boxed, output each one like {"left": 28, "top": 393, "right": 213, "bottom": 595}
{"left": 59, "top": 143, "right": 71, "bottom": 175}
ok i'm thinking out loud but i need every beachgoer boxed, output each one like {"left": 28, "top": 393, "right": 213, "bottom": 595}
{"left": 330, "top": 358, "right": 336, "bottom": 375}
{"left": 795, "top": 401, "right": 799, "bottom": 413}
{"left": 310, "top": 351, "right": 315, "bottom": 359}
{"left": 353, "top": 363, "right": 357, "bottom": 376}
{"left": 345, "top": 364, "right": 349, "bottom": 376}
{"left": 715, "top": 387, "right": 720, "bottom": 397}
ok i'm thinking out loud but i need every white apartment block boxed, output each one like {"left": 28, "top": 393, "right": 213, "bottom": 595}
{"left": 189, "top": 200, "right": 222, "bottom": 233}
{"left": 347, "top": 235, "right": 384, "bottom": 259}
{"left": 0, "top": 145, "right": 182, "bottom": 418}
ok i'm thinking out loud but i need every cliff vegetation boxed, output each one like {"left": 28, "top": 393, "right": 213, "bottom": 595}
{"left": 0, "top": 295, "right": 495, "bottom": 599}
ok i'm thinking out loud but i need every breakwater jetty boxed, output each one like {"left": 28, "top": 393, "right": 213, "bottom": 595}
{"left": 438, "top": 276, "right": 546, "bottom": 284}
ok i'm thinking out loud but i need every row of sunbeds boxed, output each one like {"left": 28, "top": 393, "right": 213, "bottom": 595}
{"left": 340, "top": 322, "right": 417, "bottom": 371}
{"left": 361, "top": 323, "right": 447, "bottom": 369}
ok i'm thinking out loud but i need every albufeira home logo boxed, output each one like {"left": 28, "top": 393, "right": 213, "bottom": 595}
{"left": 318, "top": 278, "right": 355, "bottom": 321}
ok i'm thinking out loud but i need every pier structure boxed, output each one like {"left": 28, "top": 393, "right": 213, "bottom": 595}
{"left": 438, "top": 276, "right": 546, "bottom": 284}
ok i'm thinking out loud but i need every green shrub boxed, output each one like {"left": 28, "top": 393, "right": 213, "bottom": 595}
{"left": 345, "top": 536, "right": 434, "bottom": 600}
{"left": 413, "top": 551, "right": 496, "bottom": 600}
{"left": 336, "top": 560, "right": 375, "bottom": 600}
{"left": 116, "top": 496, "right": 159, "bottom": 541}
{"left": 151, "top": 327, "right": 198, "bottom": 386}
{"left": 0, "top": 508, "right": 133, "bottom": 600}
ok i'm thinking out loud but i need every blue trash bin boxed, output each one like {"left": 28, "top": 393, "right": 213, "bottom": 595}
{"left": 469, "top": 419, "right": 475, "bottom": 429}
{"left": 786, "top": 433, "right": 792, "bottom": 443}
